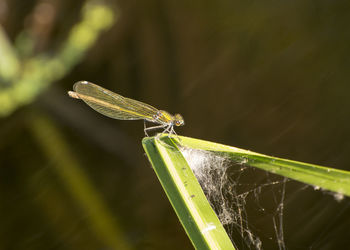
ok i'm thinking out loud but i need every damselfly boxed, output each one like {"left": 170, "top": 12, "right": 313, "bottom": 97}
{"left": 68, "top": 81, "right": 184, "bottom": 136}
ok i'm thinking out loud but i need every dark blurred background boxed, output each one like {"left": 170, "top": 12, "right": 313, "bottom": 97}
{"left": 1, "top": 0, "right": 350, "bottom": 249}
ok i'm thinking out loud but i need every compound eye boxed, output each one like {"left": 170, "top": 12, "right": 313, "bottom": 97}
{"left": 175, "top": 120, "right": 182, "bottom": 126}
{"left": 174, "top": 114, "right": 184, "bottom": 126}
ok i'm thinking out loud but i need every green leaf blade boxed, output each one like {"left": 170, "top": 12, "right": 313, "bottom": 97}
{"left": 142, "top": 137, "right": 235, "bottom": 250}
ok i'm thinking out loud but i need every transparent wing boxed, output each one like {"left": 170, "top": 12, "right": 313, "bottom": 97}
{"left": 72, "top": 81, "right": 159, "bottom": 121}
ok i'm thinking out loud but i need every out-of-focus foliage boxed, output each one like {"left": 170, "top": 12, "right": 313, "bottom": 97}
{"left": 30, "top": 114, "right": 131, "bottom": 249}
{"left": 0, "top": 1, "right": 115, "bottom": 116}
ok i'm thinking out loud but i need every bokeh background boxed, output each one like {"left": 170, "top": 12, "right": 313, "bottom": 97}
{"left": 1, "top": 0, "right": 350, "bottom": 249}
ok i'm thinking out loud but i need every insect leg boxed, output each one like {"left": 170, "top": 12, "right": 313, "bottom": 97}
{"left": 143, "top": 120, "right": 148, "bottom": 136}
{"left": 144, "top": 124, "right": 167, "bottom": 136}
{"left": 163, "top": 125, "right": 182, "bottom": 144}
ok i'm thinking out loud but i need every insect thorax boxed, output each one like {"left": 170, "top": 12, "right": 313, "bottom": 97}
{"left": 153, "top": 110, "right": 174, "bottom": 125}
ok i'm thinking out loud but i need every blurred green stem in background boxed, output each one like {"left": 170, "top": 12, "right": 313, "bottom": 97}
{"left": 0, "top": 26, "right": 20, "bottom": 82}
{"left": 30, "top": 113, "right": 131, "bottom": 250}
{"left": 0, "top": 1, "right": 116, "bottom": 117}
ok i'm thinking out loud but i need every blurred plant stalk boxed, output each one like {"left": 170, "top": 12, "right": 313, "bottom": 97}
{"left": 0, "top": 1, "right": 117, "bottom": 117}
{"left": 30, "top": 113, "right": 132, "bottom": 249}
{"left": 0, "top": 26, "right": 20, "bottom": 82}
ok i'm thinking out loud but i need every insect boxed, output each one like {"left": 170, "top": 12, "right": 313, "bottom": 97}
{"left": 68, "top": 81, "right": 184, "bottom": 136}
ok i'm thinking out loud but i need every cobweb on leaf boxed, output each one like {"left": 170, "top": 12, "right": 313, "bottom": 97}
{"left": 180, "top": 147, "right": 348, "bottom": 250}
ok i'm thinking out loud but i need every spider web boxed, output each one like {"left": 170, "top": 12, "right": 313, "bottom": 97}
{"left": 180, "top": 147, "right": 348, "bottom": 250}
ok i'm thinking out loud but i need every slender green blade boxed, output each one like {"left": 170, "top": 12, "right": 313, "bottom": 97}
{"left": 142, "top": 136, "right": 235, "bottom": 250}
{"left": 143, "top": 134, "right": 350, "bottom": 249}
{"left": 171, "top": 135, "right": 350, "bottom": 197}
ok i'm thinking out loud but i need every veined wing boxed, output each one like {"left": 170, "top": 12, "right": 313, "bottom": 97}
{"left": 72, "top": 81, "right": 159, "bottom": 121}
